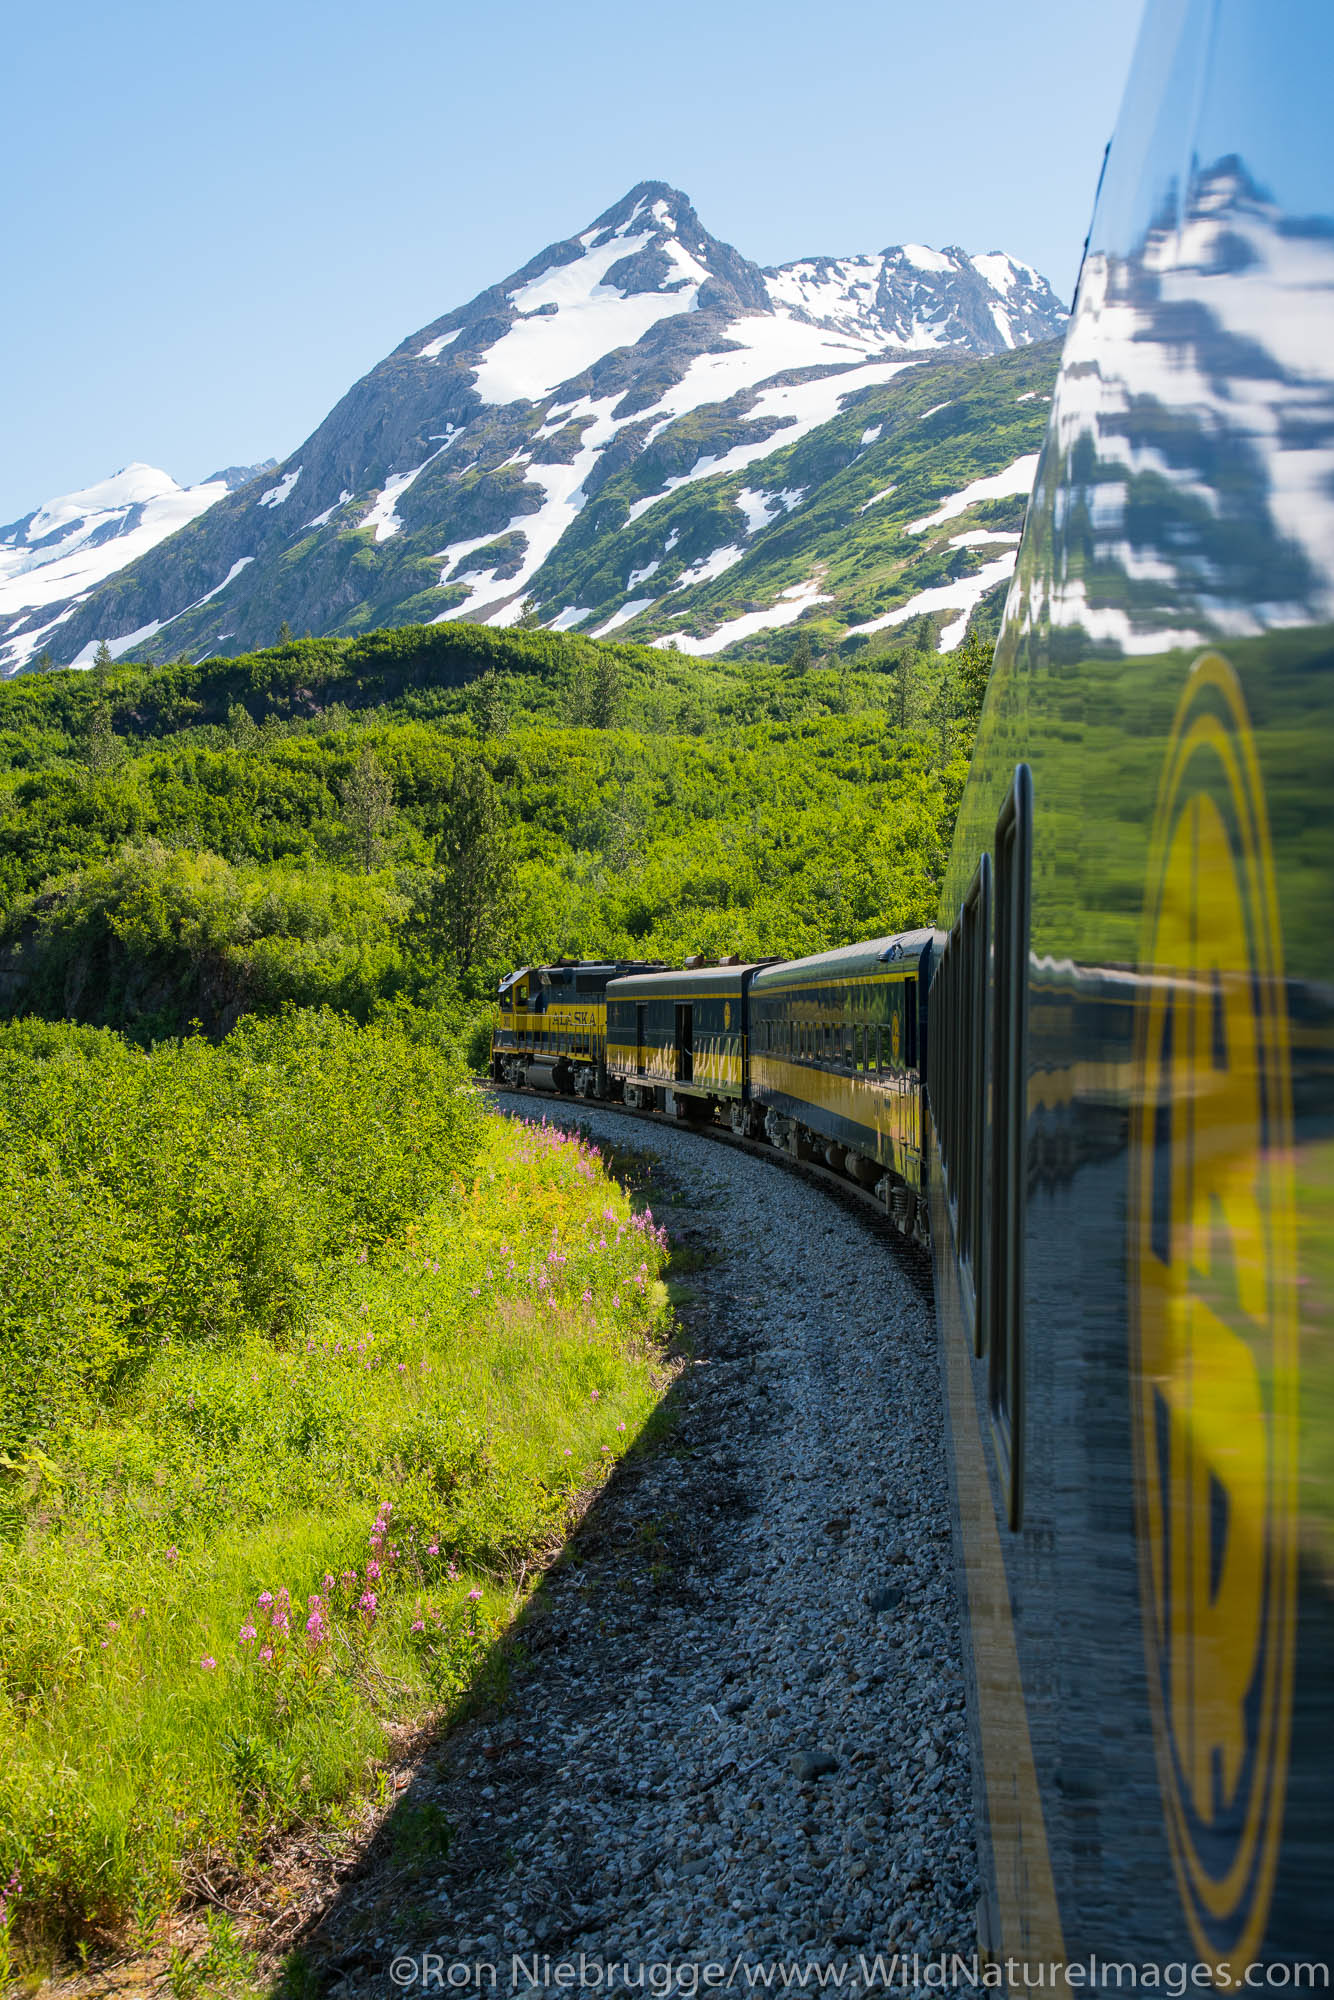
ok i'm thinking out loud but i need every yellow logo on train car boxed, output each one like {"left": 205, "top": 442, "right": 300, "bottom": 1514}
{"left": 724, "top": 1002, "right": 732, "bottom": 1029}
{"left": 1129, "top": 654, "right": 1297, "bottom": 1979}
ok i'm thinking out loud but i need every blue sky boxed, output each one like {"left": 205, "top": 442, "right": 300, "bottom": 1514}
{"left": 3, "top": 0, "right": 1144, "bottom": 522}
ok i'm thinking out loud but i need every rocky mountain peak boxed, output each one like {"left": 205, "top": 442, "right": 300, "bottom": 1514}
{"left": 2, "top": 186, "right": 1067, "bottom": 672}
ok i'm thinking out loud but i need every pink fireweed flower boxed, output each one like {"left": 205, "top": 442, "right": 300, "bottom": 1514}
{"left": 590, "top": 1389, "right": 600, "bottom": 1401}
{"left": 323, "top": 1573, "right": 335, "bottom": 1592}
{"left": 467, "top": 1588, "right": 482, "bottom": 1602}
{"left": 201, "top": 1656, "right": 217, "bottom": 1671}
{"left": 305, "top": 1611, "right": 326, "bottom": 1642}
{"left": 308, "top": 1593, "right": 323, "bottom": 1611}
{"left": 257, "top": 1591, "right": 274, "bottom": 1610}
{"left": 398, "top": 1361, "right": 407, "bottom": 1371}
{"left": 617, "top": 1422, "right": 627, "bottom": 1433}
{"left": 581, "top": 1288, "right": 593, "bottom": 1305}
{"left": 357, "top": 1248, "right": 368, "bottom": 1264}
{"left": 239, "top": 1623, "right": 257, "bottom": 1645}
{"left": 601, "top": 1446, "right": 611, "bottom": 1455}
{"left": 447, "top": 1562, "right": 458, "bottom": 1580}
{"left": 411, "top": 1619, "right": 425, "bottom": 1633}
{"left": 563, "top": 1448, "right": 572, "bottom": 1458}
{"left": 366, "top": 1560, "right": 381, "bottom": 1581}
{"left": 427, "top": 1542, "right": 439, "bottom": 1556}
{"left": 166, "top": 1546, "right": 179, "bottom": 1564}
{"left": 612, "top": 1295, "right": 621, "bottom": 1308}
{"left": 259, "top": 1645, "right": 274, "bottom": 1662}
{"left": 358, "top": 1591, "right": 377, "bottom": 1622}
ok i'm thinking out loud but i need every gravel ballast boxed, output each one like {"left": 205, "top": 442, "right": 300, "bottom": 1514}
{"left": 322, "top": 1096, "right": 978, "bottom": 1994}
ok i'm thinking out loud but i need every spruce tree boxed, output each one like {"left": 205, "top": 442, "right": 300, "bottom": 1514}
{"left": 337, "top": 748, "right": 395, "bottom": 872}
{"left": 419, "top": 758, "right": 513, "bottom": 972}
{"left": 789, "top": 631, "right": 814, "bottom": 674}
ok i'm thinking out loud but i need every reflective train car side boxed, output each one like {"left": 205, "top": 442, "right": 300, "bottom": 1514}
{"left": 927, "top": 0, "right": 1334, "bottom": 1976}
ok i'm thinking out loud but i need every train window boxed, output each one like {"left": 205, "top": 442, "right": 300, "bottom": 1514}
{"left": 905, "top": 979, "right": 918, "bottom": 1071}
{"left": 989, "top": 764, "right": 1032, "bottom": 1532}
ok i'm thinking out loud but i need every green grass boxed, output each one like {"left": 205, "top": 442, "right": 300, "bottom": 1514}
{"left": 0, "top": 1103, "right": 671, "bottom": 1971}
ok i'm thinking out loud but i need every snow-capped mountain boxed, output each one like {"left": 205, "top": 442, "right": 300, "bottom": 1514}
{"left": 4, "top": 184, "right": 1065, "bottom": 672}
{"left": 0, "top": 462, "right": 275, "bottom": 666}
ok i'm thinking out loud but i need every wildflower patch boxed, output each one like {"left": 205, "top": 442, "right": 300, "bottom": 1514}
{"left": 0, "top": 1108, "right": 670, "bottom": 1971}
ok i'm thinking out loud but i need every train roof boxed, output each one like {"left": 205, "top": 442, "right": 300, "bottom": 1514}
{"left": 608, "top": 960, "right": 772, "bottom": 1000}
{"left": 497, "top": 960, "right": 665, "bottom": 996}
{"left": 749, "top": 929, "right": 934, "bottom": 991}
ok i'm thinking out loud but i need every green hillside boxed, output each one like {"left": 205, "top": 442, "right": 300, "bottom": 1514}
{"left": 0, "top": 615, "right": 990, "bottom": 1047}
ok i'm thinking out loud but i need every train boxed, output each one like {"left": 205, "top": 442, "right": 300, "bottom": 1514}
{"left": 492, "top": 937, "right": 935, "bottom": 1241}
{"left": 492, "top": 0, "right": 1332, "bottom": 1979}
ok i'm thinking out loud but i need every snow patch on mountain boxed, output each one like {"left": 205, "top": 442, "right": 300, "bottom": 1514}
{"left": 416, "top": 330, "right": 461, "bottom": 361}
{"left": 627, "top": 358, "right": 920, "bottom": 525}
{"left": 846, "top": 549, "right": 1019, "bottom": 647}
{"left": 471, "top": 217, "right": 709, "bottom": 405}
{"left": 669, "top": 545, "right": 745, "bottom": 591}
{"left": 652, "top": 575, "right": 833, "bottom": 655}
{"left": 258, "top": 467, "right": 302, "bottom": 507}
{"left": 304, "top": 490, "right": 351, "bottom": 530}
{"left": 67, "top": 556, "right": 257, "bottom": 667}
{"left": 363, "top": 448, "right": 449, "bottom": 542}
{"left": 907, "top": 453, "right": 1039, "bottom": 534}
{"left": 735, "top": 486, "right": 805, "bottom": 536}
{"left": 590, "top": 597, "right": 655, "bottom": 637}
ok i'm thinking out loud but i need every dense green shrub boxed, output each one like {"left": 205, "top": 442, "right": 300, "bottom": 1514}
{"left": 0, "top": 1008, "right": 482, "bottom": 1451}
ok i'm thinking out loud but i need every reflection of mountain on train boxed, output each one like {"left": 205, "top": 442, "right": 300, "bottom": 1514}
{"left": 1010, "top": 156, "right": 1334, "bottom": 656}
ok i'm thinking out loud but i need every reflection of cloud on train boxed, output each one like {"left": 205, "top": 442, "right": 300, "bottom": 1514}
{"left": 1008, "top": 157, "right": 1334, "bottom": 657}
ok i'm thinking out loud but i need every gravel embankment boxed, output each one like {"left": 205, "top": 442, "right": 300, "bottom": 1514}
{"left": 325, "top": 1097, "right": 977, "bottom": 1993}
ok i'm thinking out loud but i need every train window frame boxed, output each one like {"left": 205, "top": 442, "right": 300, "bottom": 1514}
{"left": 931, "top": 853, "right": 991, "bottom": 1360}
{"left": 988, "top": 764, "right": 1032, "bottom": 1533}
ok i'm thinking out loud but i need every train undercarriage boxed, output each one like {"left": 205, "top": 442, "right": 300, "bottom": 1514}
{"left": 490, "top": 1053, "right": 930, "bottom": 1247}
